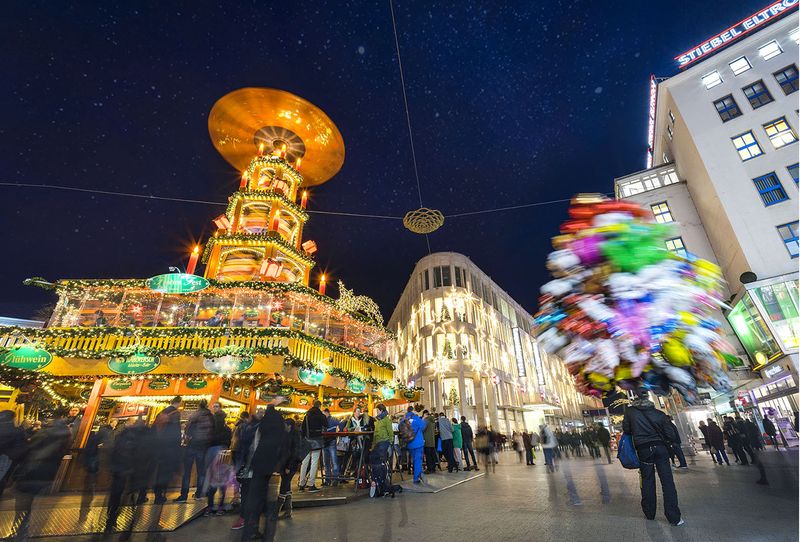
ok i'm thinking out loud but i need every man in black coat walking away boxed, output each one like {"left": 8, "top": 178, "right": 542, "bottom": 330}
{"left": 298, "top": 400, "right": 327, "bottom": 492}
{"left": 241, "top": 404, "right": 290, "bottom": 542}
{"left": 762, "top": 417, "right": 780, "bottom": 449}
{"left": 12, "top": 416, "right": 72, "bottom": 539}
{"left": 595, "top": 423, "right": 612, "bottom": 464}
{"left": 176, "top": 398, "right": 213, "bottom": 502}
{"left": 622, "top": 391, "right": 683, "bottom": 526}
{"left": 459, "top": 416, "right": 478, "bottom": 471}
{"left": 153, "top": 396, "right": 182, "bottom": 504}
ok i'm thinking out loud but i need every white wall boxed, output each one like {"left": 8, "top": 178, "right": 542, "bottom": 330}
{"left": 653, "top": 16, "right": 799, "bottom": 293}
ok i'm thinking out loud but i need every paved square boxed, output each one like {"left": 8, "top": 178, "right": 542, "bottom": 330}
{"left": 12, "top": 449, "right": 799, "bottom": 542}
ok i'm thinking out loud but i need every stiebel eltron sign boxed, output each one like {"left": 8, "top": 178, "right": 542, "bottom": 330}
{"left": 675, "top": 0, "right": 798, "bottom": 68}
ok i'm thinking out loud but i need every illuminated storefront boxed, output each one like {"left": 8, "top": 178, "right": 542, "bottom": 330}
{"left": 726, "top": 274, "right": 799, "bottom": 444}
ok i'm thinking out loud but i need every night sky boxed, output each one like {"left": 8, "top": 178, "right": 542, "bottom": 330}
{"left": 0, "top": 1, "right": 768, "bottom": 321}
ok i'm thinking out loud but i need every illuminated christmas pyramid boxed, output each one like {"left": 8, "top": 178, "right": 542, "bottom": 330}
{"left": 203, "top": 88, "right": 345, "bottom": 286}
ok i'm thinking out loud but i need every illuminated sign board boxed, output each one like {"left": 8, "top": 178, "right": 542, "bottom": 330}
{"left": 146, "top": 273, "right": 209, "bottom": 294}
{"left": 675, "top": 0, "right": 798, "bottom": 68}
{"left": 511, "top": 327, "right": 527, "bottom": 377}
{"left": 762, "top": 363, "right": 785, "bottom": 379}
{"left": 646, "top": 75, "right": 658, "bottom": 169}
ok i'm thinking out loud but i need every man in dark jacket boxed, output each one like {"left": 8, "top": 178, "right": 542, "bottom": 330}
{"left": 176, "top": 399, "right": 214, "bottom": 502}
{"left": 13, "top": 417, "right": 71, "bottom": 538}
{"left": 742, "top": 417, "right": 764, "bottom": 451}
{"left": 460, "top": 416, "right": 478, "bottom": 471}
{"left": 666, "top": 416, "right": 688, "bottom": 469}
{"left": 762, "top": 417, "right": 779, "bottom": 449}
{"left": 705, "top": 419, "right": 729, "bottom": 465}
{"left": 622, "top": 392, "right": 683, "bottom": 526}
{"left": 241, "top": 404, "right": 289, "bottom": 542}
{"left": 595, "top": 423, "right": 612, "bottom": 464}
{"left": 322, "top": 408, "right": 340, "bottom": 486}
{"left": 105, "top": 419, "right": 149, "bottom": 533}
{"left": 153, "top": 396, "right": 182, "bottom": 503}
{"left": 723, "top": 416, "right": 747, "bottom": 465}
{"left": 733, "top": 415, "right": 757, "bottom": 462}
{"left": 297, "top": 400, "right": 327, "bottom": 492}
{"left": 0, "top": 411, "right": 27, "bottom": 499}
{"left": 422, "top": 411, "right": 437, "bottom": 474}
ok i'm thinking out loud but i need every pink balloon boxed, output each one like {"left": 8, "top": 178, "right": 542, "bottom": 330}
{"left": 570, "top": 234, "right": 603, "bottom": 265}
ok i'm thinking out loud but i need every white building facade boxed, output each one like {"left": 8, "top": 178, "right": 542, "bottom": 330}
{"left": 388, "top": 252, "right": 598, "bottom": 435}
{"left": 617, "top": 4, "right": 799, "bottom": 433}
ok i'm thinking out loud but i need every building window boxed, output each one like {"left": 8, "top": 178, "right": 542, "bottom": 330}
{"left": 454, "top": 266, "right": 464, "bottom": 288}
{"left": 665, "top": 237, "right": 688, "bottom": 257}
{"left": 774, "top": 65, "right": 799, "bottom": 95}
{"left": 667, "top": 125, "right": 673, "bottom": 140}
{"left": 650, "top": 202, "right": 674, "bottom": 223}
{"left": 742, "top": 80, "right": 774, "bottom": 109}
{"left": 731, "top": 131, "right": 763, "bottom": 161}
{"left": 791, "top": 27, "right": 800, "bottom": 44}
{"left": 752, "top": 173, "right": 789, "bottom": 206}
{"left": 668, "top": 110, "right": 675, "bottom": 123}
{"left": 777, "top": 222, "right": 799, "bottom": 258}
{"left": 702, "top": 70, "right": 722, "bottom": 89}
{"left": 713, "top": 95, "right": 742, "bottom": 122}
{"left": 433, "top": 267, "right": 442, "bottom": 288}
{"left": 662, "top": 152, "right": 670, "bottom": 164}
{"left": 758, "top": 40, "right": 783, "bottom": 61}
{"left": 423, "top": 269, "right": 430, "bottom": 291}
{"left": 788, "top": 163, "right": 799, "bottom": 184}
{"left": 729, "top": 56, "right": 752, "bottom": 76}
{"left": 442, "top": 266, "right": 452, "bottom": 287}
{"left": 764, "top": 117, "right": 798, "bottom": 149}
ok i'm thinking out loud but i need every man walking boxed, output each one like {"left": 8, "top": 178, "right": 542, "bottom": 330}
{"left": 298, "top": 400, "right": 327, "bottom": 492}
{"left": 322, "top": 408, "right": 340, "bottom": 486}
{"left": 404, "top": 406, "right": 425, "bottom": 484}
{"left": 153, "top": 396, "right": 182, "bottom": 503}
{"left": 622, "top": 391, "right": 683, "bottom": 526}
{"left": 438, "top": 413, "right": 456, "bottom": 472}
{"left": 422, "top": 410, "right": 437, "bottom": 474}
{"left": 540, "top": 423, "right": 557, "bottom": 472}
{"left": 370, "top": 403, "right": 393, "bottom": 494}
{"left": 762, "top": 417, "right": 779, "bottom": 449}
{"left": 176, "top": 398, "right": 213, "bottom": 502}
{"left": 706, "top": 419, "right": 729, "bottom": 465}
{"left": 697, "top": 421, "right": 717, "bottom": 464}
{"left": 666, "top": 416, "right": 688, "bottom": 469}
{"left": 459, "top": 416, "right": 478, "bottom": 471}
{"left": 596, "top": 423, "right": 612, "bottom": 464}
{"left": 522, "top": 431, "right": 534, "bottom": 465}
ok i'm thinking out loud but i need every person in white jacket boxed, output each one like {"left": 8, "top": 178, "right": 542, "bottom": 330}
{"left": 540, "top": 424, "right": 558, "bottom": 473}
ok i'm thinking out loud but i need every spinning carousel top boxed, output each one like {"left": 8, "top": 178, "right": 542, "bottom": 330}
{"left": 208, "top": 88, "right": 345, "bottom": 186}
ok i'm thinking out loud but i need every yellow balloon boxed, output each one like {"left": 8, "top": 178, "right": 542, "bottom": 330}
{"left": 615, "top": 364, "right": 633, "bottom": 381}
{"left": 663, "top": 338, "right": 693, "bottom": 367}
{"left": 679, "top": 312, "right": 699, "bottom": 326}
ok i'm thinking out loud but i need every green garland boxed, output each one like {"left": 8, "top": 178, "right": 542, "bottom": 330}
{"left": 225, "top": 191, "right": 309, "bottom": 223}
{"left": 202, "top": 231, "right": 315, "bottom": 266}
{"left": 0, "top": 325, "right": 395, "bottom": 370}
{"left": 44, "top": 278, "right": 391, "bottom": 332}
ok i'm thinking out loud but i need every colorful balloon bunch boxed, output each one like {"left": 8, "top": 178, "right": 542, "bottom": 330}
{"left": 534, "top": 194, "right": 734, "bottom": 404}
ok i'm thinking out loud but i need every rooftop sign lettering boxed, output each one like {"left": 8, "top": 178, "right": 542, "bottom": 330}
{"left": 675, "top": 0, "right": 798, "bottom": 68}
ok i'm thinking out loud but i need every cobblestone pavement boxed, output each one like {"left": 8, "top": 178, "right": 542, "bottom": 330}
{"left": 21, "top": 449, "right": 800, "bottom": 542}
